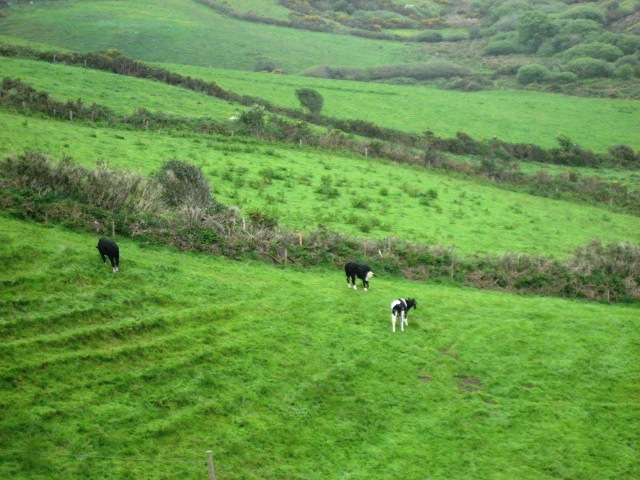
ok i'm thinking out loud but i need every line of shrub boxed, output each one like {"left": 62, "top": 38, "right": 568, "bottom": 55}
{"left": 2, "top": 74, "right": 639, "bottom": 215}
{"left": 1, "top": 152, "right": 639, "bottom": 303}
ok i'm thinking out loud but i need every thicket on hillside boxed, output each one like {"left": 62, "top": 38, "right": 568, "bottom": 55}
{"left": 1, "top": 152, "right": 639, "bottom": 303}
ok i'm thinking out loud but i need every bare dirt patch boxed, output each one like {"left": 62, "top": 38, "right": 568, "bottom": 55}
{"left": 458, "top": 376, "right": 482, "bottom": 392}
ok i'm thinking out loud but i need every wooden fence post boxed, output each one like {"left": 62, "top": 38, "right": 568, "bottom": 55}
{"left": 206, "top": 450, "right": 216, "bottom": 480}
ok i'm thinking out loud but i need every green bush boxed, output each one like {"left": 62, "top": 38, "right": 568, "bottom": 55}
{"left": 367, "top": 62, "right": 469, "bottom": 80}
{"left": 295, "top": 88, "right": 324, "bottom": 116}
{"left": 550, "top": 71, "right": 578, "bottom": 84}
{"left": 614, "top": 64, "right": 635, "bottom": 79}
{"left": 247, "top": 208, "right": 278, "bottom": 229}
{"left": 517, "top": 64, "right": 552, "bottom": 84}
{"left": 516, "top": 11, "right": 558, "bottom": 51}
{"left": 615, "top": 55, "right": 640, "bottom": 68}
{"left": 416, "top": 30, "right": 443, "bottom": 43}
{"left": 562, "top": 18, "right": 602, "bottom": 36}
{"left": 598, "top": 33, "right": 640, "bottom": 55}
{"left": 559, "top": 5, "right": 606, "bottom": 24}
{"left": 567, "top": 240, "right": 640, "bottom": 301}
{"left": 155, "top": 159, "right": 212, "bottom": 209}
{"left": 562, "top": 42, "right": 624, "bottom": 62}
{"left": 608, "top": 144, "right": 638, "bottom": 165}
{"left": 566, "top": 57, "right": 613, "bottom": 78}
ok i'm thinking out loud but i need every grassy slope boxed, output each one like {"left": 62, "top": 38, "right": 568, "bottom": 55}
{"left": 159, "top": 64, "right": 640, "bottom": 152}
{"left": 0, "top": 2, "right": 639, "bottom": 478}
{"left": 0, "top": 57, "right": 240, "bottom": 118}
{"left": 2, "top": 51, "right": 639, "bottom": 153}
{"left": 2, "top": 109, "right": 639, "bottom": 257}
{"left": 1, "top": 215, "right": 638, "bottom": 480}
{"left": 0, "top": 0, "right": 412, "bottom": 72}
{"left": 0, "top": 20, "right": 637, "bottom": 267}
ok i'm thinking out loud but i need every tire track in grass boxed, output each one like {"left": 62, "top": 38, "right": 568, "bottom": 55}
{"left": 0, "top": 305, "right": 237, "bottom": 374}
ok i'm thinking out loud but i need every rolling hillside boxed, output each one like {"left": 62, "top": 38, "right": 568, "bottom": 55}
{"left": 1, "top": 216, "right": 638, "bottom": 479}
{"left": 0, "top": 1, "right": 639, "bottom": 479}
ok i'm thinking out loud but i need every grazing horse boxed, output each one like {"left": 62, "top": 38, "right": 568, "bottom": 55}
{"left": 390, "top": 298, "right": 417, "bottom": 332}
{"left": 345, "top": 262, "right": 374, "bottom": 291}
{"left": 97, "top": 237, "right": 119, "bottom": 273}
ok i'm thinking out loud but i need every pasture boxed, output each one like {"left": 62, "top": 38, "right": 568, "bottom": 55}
{"left": 1, "top": 53, "right": 639, "bottom": 152}
{"left": 1, "top": 110, "right": 638, "bottom": 257}
{"left": 0, "top": 0, "right": 410, "bottom": 73}
{"left": 0, "top": 57, "right": 240, "bottom": 119}
{"left": 0, "top": 1, "right": 639, "bottom": 478}
{"left": 1, "top": 215, "right": 638, "bottom": 479}
{"left": 159, "top": 63, "right": 640, "bottom": 152}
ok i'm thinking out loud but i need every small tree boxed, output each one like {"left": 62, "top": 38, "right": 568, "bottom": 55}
{"left": 295, "top": 88, "right": 324, "bottom": 116}
{"left": 516, "top": 11, "right": 558, "bottom": 52}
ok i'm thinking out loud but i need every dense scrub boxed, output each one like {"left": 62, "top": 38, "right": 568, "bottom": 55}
{"left": 2, "top": 151, "right": 638, "bottom": 303}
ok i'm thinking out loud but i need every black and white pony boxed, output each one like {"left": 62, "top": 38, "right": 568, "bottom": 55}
{"left": 345, "top": 262, "right": 374, "bottom": 291}
{"left": 390, "top": 298, "right": 417, "bottom": 332}
{"left": 97, "top": 237, "right": 119, "bottom": 273}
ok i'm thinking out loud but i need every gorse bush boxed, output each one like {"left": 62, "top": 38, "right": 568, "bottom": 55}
{"left": 559, "top": 5, "right": 606, "bottom": 24}
{"left": 482, "top": 39, "right": 524, "bottom": 56}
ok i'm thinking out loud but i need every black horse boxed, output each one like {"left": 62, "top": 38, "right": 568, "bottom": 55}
{"left": 97, "top": 237, "right": 119, "bottom": 273}
{"left": 345, "top": 262, "right": 374, "bottom": 291}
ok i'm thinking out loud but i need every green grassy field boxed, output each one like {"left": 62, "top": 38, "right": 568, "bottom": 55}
{"left": 2, "top": 109, "right": 638, "bottom": 257}
{"left": 1, "top": 215, "right": 638, "bottom": 479}
{"left": 0, "top": 57, "right": 240, "bottom": 118}
{"left": 2, "top": 52, "right": 639, "bottom": 152}
{"left": 1, "top": 1, "right": 639, "bottom": 478}
{"left": 159, "top": 63, "right": 640, "bottom": 152}
{"left": 0, "top": 0, "right": 413, "bottom": 73}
